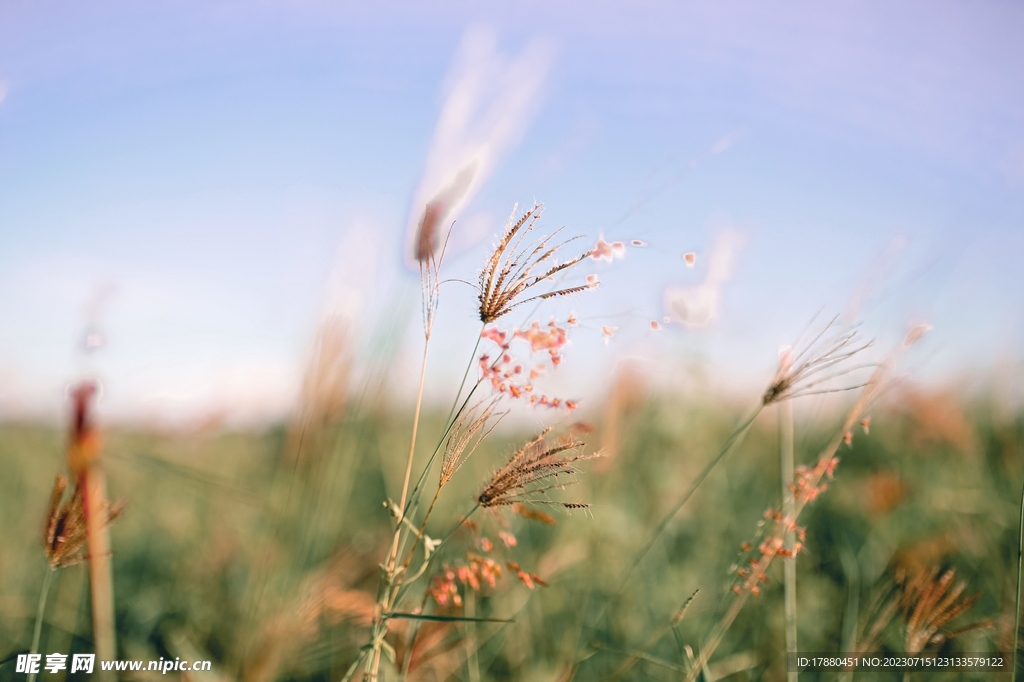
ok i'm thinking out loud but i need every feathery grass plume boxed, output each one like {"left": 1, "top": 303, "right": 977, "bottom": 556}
{"left": 414, "top": 200, "right": 446, "bottom": 263}
{"left": 418, "top": 221, "right": 449, "bottom": 341}
{"left": 763, "top": 314, "right": 873, "bottom": 405}
{"left": 477, "top": 203, "right": 593, "bottom": 324}
{"left": 899, "top": 567, "right": 989, "bottom": 654}
{"left": 477, "top": 428, "right": 597, "bottom": 510}
{"left": 584, "top": 314, "right": 876, "bottom": 649}
{"left": 43, "top": 474, "right": 121, "bottom": 569}
{"left": 300, "top": 318, "right": 352, "bottom": 427}
{"left": 44, "top": 474, "right": 86, "bottom": 569}
{"left": 439, "top": 400, "right": 502, "bottom": 489}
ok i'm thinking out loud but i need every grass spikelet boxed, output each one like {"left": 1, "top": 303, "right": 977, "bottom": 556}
{"left": 672, "top": 589, "right": 700, "bottom": 626}
{"left": 440, "top": 400, "right": 502, "bottom": 489}
{"left": 477, "top": 203, "right": 593, "bottom": 324}
{"left": 43, "top": 474, "right": 86, "bottom": 569}
{"left": 43, "top": 474, "right": 124, "bottom": 569}
{"left": 684, "top": 329, "right": 923, "bottom": 682}
{"left": 763, "top": 314, "right": 873, "bottom": 405}
{"left": 900, "top": 567, "right": 988, "bottom": 653}
{"left": 477, "top": 428, "right": 597, "bottom": 510}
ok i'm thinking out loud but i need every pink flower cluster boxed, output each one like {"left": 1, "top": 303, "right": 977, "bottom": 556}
{"left": 788, "top": 458, "right": 838, "bottom": 502}
{"left": 507, "top": 561, "right": 546, "bottom": 590}
{"left": 731, "top": 511, "right": 808, "bottom": 596}
{"left": 428, "top": 529, "right": 544, "bottom": 610}
{"left": 479, "top": 321, "right": 579, "bottom": 412}
{"left": 429, "top": 553, "right": 502, "bottom": 608}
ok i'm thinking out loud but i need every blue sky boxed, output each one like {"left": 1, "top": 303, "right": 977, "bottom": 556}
{"left": 1, "top": 1, "right": 1022, "bottom": 423}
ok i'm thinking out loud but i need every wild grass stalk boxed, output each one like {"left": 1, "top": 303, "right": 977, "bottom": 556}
{"left": 597, "top": 316, "right": 871, "bottom": 630}
{"left": 683, "top": 326, "right": 927, "bottom": 681}
{"left": 82, "top": 466, "right": 116, "bottom": 673}
{"left": 780, "top": 399, "right": 797, "bottom": 682}
{"left": 837, "top": 541, "right": 861, "bottom": 682}
{"left": 67, "top": 383, "right": 117, "bottom": 678}
{"left": 364, "top": 327, "right": 433, "bottom": 681}
{"left": 352, "top": 203, "right": 597, "bottom": 681}
{"left": 26, "top": 568, "right": 54, "bottom": 682}
{"left": 1014, "top": 478, "right": 1024, "bottom": 680}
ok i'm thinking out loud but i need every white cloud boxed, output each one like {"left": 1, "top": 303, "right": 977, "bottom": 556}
{"left": 404, "top": 26, "right": 554, "bottom": 265}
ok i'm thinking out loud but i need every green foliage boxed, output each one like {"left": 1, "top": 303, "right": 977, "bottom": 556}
{"left": 0, "top": 389, "right": 1019, "bottom": 681}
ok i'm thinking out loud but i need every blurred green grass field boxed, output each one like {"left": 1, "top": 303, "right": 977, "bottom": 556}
{"left": 1, "top": 377, "right": 1021, "bottom": 681}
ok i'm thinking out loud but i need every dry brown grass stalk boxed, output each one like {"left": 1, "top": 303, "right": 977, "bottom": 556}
{"left": 65, "top": 382, "right": 119, "bottom": 676}
{"left": 846, "top": 565, "right": 989, "bottom": 663}
{"left": 899, "top": 567, "right": 989, "bottom": 653}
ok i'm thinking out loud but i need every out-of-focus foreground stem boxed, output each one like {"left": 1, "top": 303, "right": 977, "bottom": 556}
{"left": 68, "top": 383, "right": 116, "bottom": 679}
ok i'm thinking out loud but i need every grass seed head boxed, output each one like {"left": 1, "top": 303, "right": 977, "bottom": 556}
{"left": 477, "top": 203, "right": 593, "bottom": 324}
{"left": 476, "top": 428, "right": 598, "bottom": 511}
{"left": 899, "top": 566, "right": 988, "bottom": 653}
{"left": 440, "top": 400, "right": 503, "bottom": 489}
{"left": 764, "top": 314, "right": 874, "bottom": 405}
{"left": 43, "top": 474, "right": 122, "bottom": 569}
{"left": 672, "top": 589, "right": 700, "bottom": 625}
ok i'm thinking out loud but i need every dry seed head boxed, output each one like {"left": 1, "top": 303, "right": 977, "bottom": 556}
{"left": 414, "top": 200, "right": 446, "bottom": 263}
{"left": 477, "top": 428, "right": 598, "bottom": 510}
{"left": 440, "top": 400, "right": 503, "bottom": 489}
{"left": 898, "top": 566, "right": 986, "bottom": 654}
{"left": 672, "top": 589, "right": 700, "bottom": 625}
{"left": 764, "top": 315, "right": 874, "bottom": 405}
{"left": 419, "top": 222, "right": 452, "bottom": 340}
{"left": 477, "top": 203, "right": 593, "bottom": 324}
{"left": 43, "top": 474, "right": 122, "bottom": 569}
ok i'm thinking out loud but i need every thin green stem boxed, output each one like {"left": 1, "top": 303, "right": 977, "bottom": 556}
{"left": 28, "top": 567, "right": 54, "bottom": 682}
{"left": 396, "top": 504, "right": 481, "bottom": 681}
{"left": 780, "top": 400, "right": 797, "bottom": 682}
{"left": 445, "top": 334, "right": 483, "bottom": 429}
{"left": 403, "top": 331, "right": 484, "bottom": 519}
{"left": 395, "top": 504, "right": 480, "bottom": 607}
{"left": 1014, "top": 478, "right": 1024, "bottom": 682}
{"left": 368, "top": 340, "right": 431, "bottom": 681}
